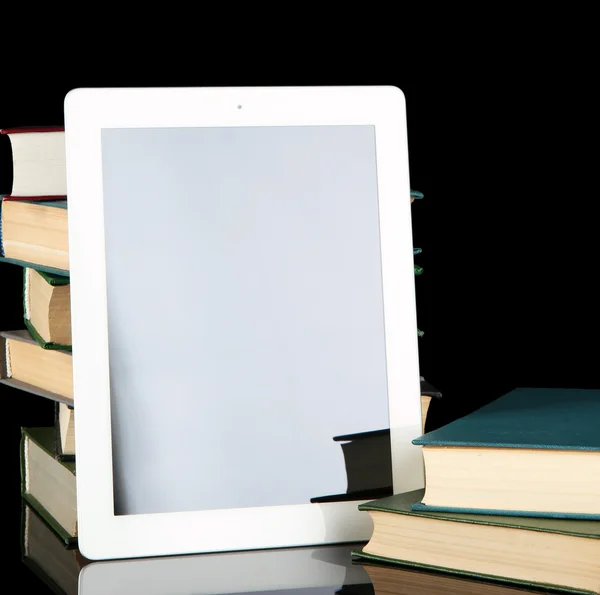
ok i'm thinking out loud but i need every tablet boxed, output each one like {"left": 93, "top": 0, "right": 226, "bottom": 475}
{"left": 64, "top": 85, "right": 423, "bottom": 560}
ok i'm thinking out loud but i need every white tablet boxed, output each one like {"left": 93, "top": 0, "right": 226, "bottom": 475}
{"left": 64, "top": 85, "right": 423, "bottom": 560}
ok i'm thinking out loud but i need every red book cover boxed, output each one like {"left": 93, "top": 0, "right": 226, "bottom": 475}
{"left": 1, "top": 126, "right": 64, "bottom": 134}
{"left": 1, "top": 126, "right": 66, "bottom": 201}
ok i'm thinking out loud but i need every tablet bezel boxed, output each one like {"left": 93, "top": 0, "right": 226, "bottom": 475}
{"left": 64, "top": 85, "right": 424, "bottom": 560}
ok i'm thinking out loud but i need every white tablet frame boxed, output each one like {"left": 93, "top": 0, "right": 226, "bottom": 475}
{"left": 64, "top": 85, "right": 424, "bottom": 561}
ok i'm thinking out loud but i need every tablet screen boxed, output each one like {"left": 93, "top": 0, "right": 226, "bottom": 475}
{"left": 101, "top": 125, "right": 391, "bottom": 516}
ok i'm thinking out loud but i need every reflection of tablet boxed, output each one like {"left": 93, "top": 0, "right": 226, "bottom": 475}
{"left": 64, "top": 86, "right": 423, "bottom": 560}
{"left": 78, "top": 543, "right": 371, "bottom": 595}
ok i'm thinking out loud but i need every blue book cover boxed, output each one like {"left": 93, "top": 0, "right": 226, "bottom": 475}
{"left": 413, "top": 387, "right": 600, "bottom": 451}
{"left": 411, "top": 387, "right": 600, "bottom": 518}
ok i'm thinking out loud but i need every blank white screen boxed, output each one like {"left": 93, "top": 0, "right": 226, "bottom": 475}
{"left": 101, "top": 126, "right": 390, "bottom": 515}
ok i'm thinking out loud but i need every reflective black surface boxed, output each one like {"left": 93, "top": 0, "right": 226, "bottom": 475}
{"left": 1, "top": 60, "right": 595, "bottom": 595}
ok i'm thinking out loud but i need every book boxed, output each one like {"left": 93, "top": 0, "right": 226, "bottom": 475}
{"left": 55, "top": 402, "right": 75, "bottom": 462}
{"left": 1, "top": 126, "right": 66, "bottom": 200}
{"left": 1, "top": 329, "right": 74, "bottom": 406}
{"left": 359, "top": 560, "right": 574, "bottom": 595}
{"left": 353, "top": 489, "right": 600, "bottom": 594}
{"left": 0, "top": 199, "right": 69, "bottom": 272}
{"left": 21, "top": 501, "right": 87, "bottom": 595}
{"left": 412, "top": 387, "right": 600, "bottom": 518}
{"left": 0, "top": 255, "right": 69, "bottom": 277}
{"left": 410, "top": 189, "right": 424, "bottom": 202}
{"left": 22, "top": 267, "right": 71, "bottom": 350}
{"left": 419, "top": 377, "right": 442, "bottom": 432}
{"left": 21, "top": 426, "right": 77, "bottom": 545}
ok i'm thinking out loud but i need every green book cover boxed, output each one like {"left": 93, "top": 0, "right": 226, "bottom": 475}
{"left": 353, "top": 489, "right": 600, "bottom": 595}
{"left": 17, "top": 199, "right": 67, "bottom": 209}
{"left": 0, "top": 256, "right": 69, "bottom": 277}
{"left": 358, "top": 489, "right": 600, "bottom": 538}
{"left": 20, "top": 427, "right": 77, "bottom": 546}
{"left": 412, "top": 387, "right": 600, "bottom": 450}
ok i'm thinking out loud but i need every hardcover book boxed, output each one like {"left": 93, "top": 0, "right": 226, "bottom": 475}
{"left": 0, "top": 199, "right": 69, "bottom": 272}
{"left": 21, "top": 427, "right": 77, "bottom": 545}
{"left": 1, "top": 126, "right": 66, "bottom": 200}
{"left": 353, "top": 489, "right": 600, "bottom": 594}
{"left": 23, "top": 267, "right": 71, "bottom": 350}
{"left": 0, "top": 329, "right": 73, "bottom": 406}
{"left": 54, "top": 402, "right": 75, "bottom": 462}
{"left": 412, "top": 387, "right": 600, "bottom": 518}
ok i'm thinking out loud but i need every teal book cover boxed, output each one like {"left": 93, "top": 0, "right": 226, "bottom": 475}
{"left": 412, "top": 387, "right": 600, "bottom": 519}
{"left": 413, "top": 387, "right": 600, "bottom": 451}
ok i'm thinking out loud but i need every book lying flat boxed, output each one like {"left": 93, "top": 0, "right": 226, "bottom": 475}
{"left": 1, "top": 126, "right": 66, "bottom": 200}
{"left": 21, "top": 427, "right": 77, "bottom": 545}
{"left": 412, "top": 387, "right": 600, "bottom": 518}
{"left": 0, "top": 255, "right": 69, "bottom": 277}
{"left": 353, "top": 489, "right": 600, "bottom": 594}
{"left": 1, "top": 329, "right": 73, "bottom": 405}
{"left": 0, "top": 199, "right": 69, "bottom": 271}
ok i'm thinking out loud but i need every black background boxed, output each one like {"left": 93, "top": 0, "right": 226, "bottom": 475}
{"left": 0, "top": 49, "right": 594, "bottom": 590}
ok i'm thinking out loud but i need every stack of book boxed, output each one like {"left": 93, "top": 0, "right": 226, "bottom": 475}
{"left": 0, "top": 125, "right": 83, "bottom": 595}
{"left": 353, "top": 386, "right": 600, "bottom": 594}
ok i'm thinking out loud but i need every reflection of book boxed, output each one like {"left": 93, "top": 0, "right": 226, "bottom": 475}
{"left": 311, "top": 380, "right": 442, "bottom": 504}
{"left": 21, "top": 426, "right": 77, "bottom": 545}
{"left": 1, "top": 126, "right": 66, "bottom": 200}
{"left": 0, "top": 329, "right": 73, "bottom": 405}
{"left": 21, "top": 501, "right": 87, "bottom": 595}
{"left": 78, "top": 544, "right": 372, "bottom": 595}
{"left": 353, "top": 488, "right": 600, "bottom": 595}
{"left": 412, "top": 387, "right": 600, "bottom": 518}
{"left": 360, "top": 561, "right": 557, "bottom": 595}
{"left": 0, "top": 199, "right": 69, "bottom": 272}
{"left": 23, "top": 267, "right": 71, "bottom": 350}
{"left": 334, "top": 429, "right": 391, "bottom": 494}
